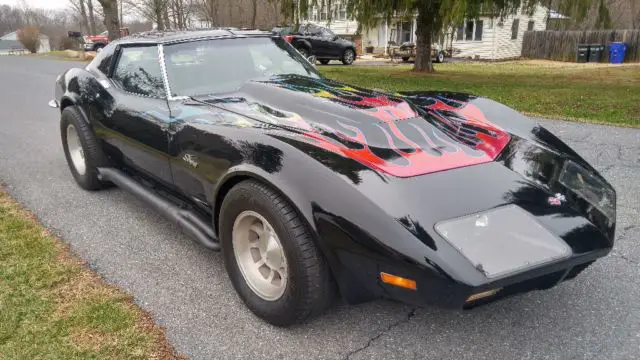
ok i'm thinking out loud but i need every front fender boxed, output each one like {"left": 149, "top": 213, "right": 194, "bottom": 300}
{"left": 211, "top": 133, "right": 441, "bottom": 304}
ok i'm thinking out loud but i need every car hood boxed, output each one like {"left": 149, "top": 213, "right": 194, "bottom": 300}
{"left": 197, "top": 75, "right": 512, "bottom": 177}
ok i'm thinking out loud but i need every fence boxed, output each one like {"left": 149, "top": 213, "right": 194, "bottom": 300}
{"left": 522, "top": 29, "right": 640, "bottom": 63}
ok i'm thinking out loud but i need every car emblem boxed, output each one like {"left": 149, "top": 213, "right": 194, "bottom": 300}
{"left": 548, "top": 193, "right": 566, "bottom": 206}
{"left": 182, "top": 153, "right": 199, "bottom": 168}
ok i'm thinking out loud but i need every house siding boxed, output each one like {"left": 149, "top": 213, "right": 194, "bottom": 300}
{"left": 452, "top": 5, "right": 547, "bottom": 60}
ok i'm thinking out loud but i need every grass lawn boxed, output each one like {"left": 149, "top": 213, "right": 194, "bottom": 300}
{"left": 321, "top": 61, "right": 640, "bottom": 127}
{"left": 0, "top": 188, "right": 183, "bottom": 359}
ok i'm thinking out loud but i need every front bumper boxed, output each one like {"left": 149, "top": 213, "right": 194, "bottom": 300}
{"left": 338, "top": 246, "right": 609, "bottom": 310}
{"left": 379, "top": 248, "right": 609, "bottom": 309}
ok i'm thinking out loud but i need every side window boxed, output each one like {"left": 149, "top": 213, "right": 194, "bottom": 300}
{"left": 527, "top": 20, "right": 535, "bottom": 31}
{"left": 306, "top": 24, "right": 321, "bottom": 35}
{"left": 112, "top": 46, "right": 165, "bottom": 98}
{"left": 464, "top": 21, "right": 474, "bottom": 41}
{"left": 97, "top": 52, "right": 114, "bottom": 75}
{"left": 475, "top": 20, "right": 483, "bottom": 41}
{"left": 511, "top": 19, "right": 520, "bottom": 40}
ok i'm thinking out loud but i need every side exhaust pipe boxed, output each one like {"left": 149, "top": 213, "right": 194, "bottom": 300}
{"left": 97, "top": 167, "right": 220, "bottom": 251}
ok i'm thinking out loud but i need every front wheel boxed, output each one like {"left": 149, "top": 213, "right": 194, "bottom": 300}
{"left": 220, "top": 180, "right": 336, "bottom": 326}
{"left": 342, "top": 48, "right": 355, "bottom": 65}
{"left": 60, "top": 106, "right": 110, "bottom": 190}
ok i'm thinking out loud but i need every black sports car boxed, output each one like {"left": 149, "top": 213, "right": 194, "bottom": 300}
{"left": 273, "top": 24, "right": 357, "bottom": 65}
{"left": 49, "top": 30, "right": 616, "bottom": 327}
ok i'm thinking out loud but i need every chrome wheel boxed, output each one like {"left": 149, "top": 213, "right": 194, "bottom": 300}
{"left": 233, "top": 211, "right": 288, "bottom": 301}
{"left": 66, "top": 124, "right": 86, "bottom": 175}
{"left": 343, "top": 49, "right": 355, "bottom": 64}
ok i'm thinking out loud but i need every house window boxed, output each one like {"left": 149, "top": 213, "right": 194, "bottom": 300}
{"left": 511, "top": 19, "right": 520, "bottom": 39}
{"left": 456, "top": 24, "right": 464, "bottom": 41}
{"left": 465, "top": 21, "right": 474, "bottom": 41}
{"left": 527, "top": 20, "right": 535, "bottom": 31}
{"left": 338, "top": 6, "right": 347, "bottom": 20}
{"left": 475, "top": 20, "right": 483, "bottom": 41}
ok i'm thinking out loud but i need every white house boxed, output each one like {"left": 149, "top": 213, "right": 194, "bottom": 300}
{"left": 308, "top": 3, "right": 549, "bottom": 60}
{"left": 0, "top": 31, "right": 50, "bottom": 54}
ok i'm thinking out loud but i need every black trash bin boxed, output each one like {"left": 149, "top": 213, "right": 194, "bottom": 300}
{"left": 577, "top": 44, "right": 590, "bottom": 63}
{"left": 588, "top": 44, "right": 605, "bottom": 63}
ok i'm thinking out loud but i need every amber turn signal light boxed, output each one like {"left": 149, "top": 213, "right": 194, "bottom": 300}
{"left": 380, "top": 272, "right": 417, "bottom": 291}
{"left": 466, "top": 288, "right": 502, "bottom": 303}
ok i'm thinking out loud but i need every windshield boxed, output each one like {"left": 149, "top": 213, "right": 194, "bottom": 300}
{"left": 163, "top": 37, "right": 321, "bottom": 97}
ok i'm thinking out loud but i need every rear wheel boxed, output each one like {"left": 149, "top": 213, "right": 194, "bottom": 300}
{"left": 342, "top": 48, "right": 355, "bottom": 65}
{"left": 402, "top": 57, "right": 410, "bottom": 63}
{"left": 60, "top": 106, "right": 110, "bottom": 190}
{"left": 220, "top": 180, "right": 335, "bottom": 326}
{"left": 296, "top": 47, "right": 310, "bottom": 59}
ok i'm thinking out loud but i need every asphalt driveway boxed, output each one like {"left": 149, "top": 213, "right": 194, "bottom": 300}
{"left": 1, "top": 56, "right": 639, "bottom": 360}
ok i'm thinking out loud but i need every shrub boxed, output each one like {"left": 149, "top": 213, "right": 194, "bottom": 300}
{"left": 17, "top": 26, "right": 41, "bottom": 53}
{"left": 59, "top": 36, "right": 80, "bottom": 50}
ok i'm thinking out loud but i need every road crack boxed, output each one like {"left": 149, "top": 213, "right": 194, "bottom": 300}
{"left": 343, "top": 308, "right": 417, "bottom": 360}
{"left": 610, "top": 251, "right": 639, "bottom": 266}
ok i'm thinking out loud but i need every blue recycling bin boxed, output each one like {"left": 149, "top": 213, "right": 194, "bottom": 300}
{"left": 608, "top": 43, "right": 627, "bottom": 64}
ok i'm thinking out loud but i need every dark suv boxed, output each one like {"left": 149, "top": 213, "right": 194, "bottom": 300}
{"left": 273, "top": 24, "right": 357, "bottom": 65}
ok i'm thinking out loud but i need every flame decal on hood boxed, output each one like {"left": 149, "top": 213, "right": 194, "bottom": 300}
{"left": 229, "top": 76, "right": 511, "bottom": 177}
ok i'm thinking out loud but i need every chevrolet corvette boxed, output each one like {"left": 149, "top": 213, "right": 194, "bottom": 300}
{"left": 49, "top": 30, "right": 616, "bottom": 326}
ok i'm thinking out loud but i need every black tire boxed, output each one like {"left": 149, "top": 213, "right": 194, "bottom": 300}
{"left": 296, "top": 47, "right": 310, "bottom": 59}
{"left": 341, "top": 48, "right": 355, "bottom": 65}
{"left": 219, "top": 180, "right": 336, "bottom": 326}
{"left": 319, "top": 59, "right": 330, "bottom": 65}
{"left": 402, "top": 57, "right": 410, "bottom": 63}
{"left": 60, "top": 106, "right": 110, "bottom": 191}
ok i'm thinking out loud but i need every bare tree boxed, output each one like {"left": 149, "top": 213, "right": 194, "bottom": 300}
{"left": 97, "top": 0, "right": 120, "bottom": 40}
{"left": 69, "top": 0, "right": 91, "bottom": 34}
{"left": 87, "top": 0, "right": 97, "bottom": 34}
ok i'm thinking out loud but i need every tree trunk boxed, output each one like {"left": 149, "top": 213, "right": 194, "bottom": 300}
{"left": 154, "top": 0, "right": 164, "bottom": 30}
{"left": 164, "top": 7, "right": 171, "bottom": 30}
{"left": 414, "top": 9, "right": 434, "bottom": 73}
{"left": 78, "top": 0, "right": 91, "bottom": 35}
{"left": 97, "top": 0, "right": 120, "bottom": 41}
{"left": 251, "top": 0, "right": 258, "bottom": 29}
{"left": 87, "top": 0, "right": 97, "bottom": 35}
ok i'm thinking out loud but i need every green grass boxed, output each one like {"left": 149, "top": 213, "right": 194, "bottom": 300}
{"left": 0, "top": 188, "right": 183, "bottom": 360}
{"left": 321, "top": 61, "right": 640, "bottom": 127}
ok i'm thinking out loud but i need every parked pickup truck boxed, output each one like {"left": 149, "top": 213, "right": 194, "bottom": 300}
{"left": 83, "top": 28, "right": 130, "bottom": 51}
{"left": 390, "top": 42, "right": 447, "bottom": 63}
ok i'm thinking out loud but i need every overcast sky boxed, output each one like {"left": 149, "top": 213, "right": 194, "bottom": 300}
{"left": 0, "top": 0, "right": 69, "bottom": 9}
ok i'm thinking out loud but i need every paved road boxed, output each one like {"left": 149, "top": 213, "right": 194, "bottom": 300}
{"left": 1, "top": 56, "right": 639, "bottom": 360}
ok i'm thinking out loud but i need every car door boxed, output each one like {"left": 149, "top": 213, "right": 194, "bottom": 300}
{"left": 304, "top": 24, "right": 330, "bottom": 57}
{"left": 97, "top": 45, "right": 174, "bottom": 184}
{"left": 318, "top": 27, "right": 341, "bottom": 57}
